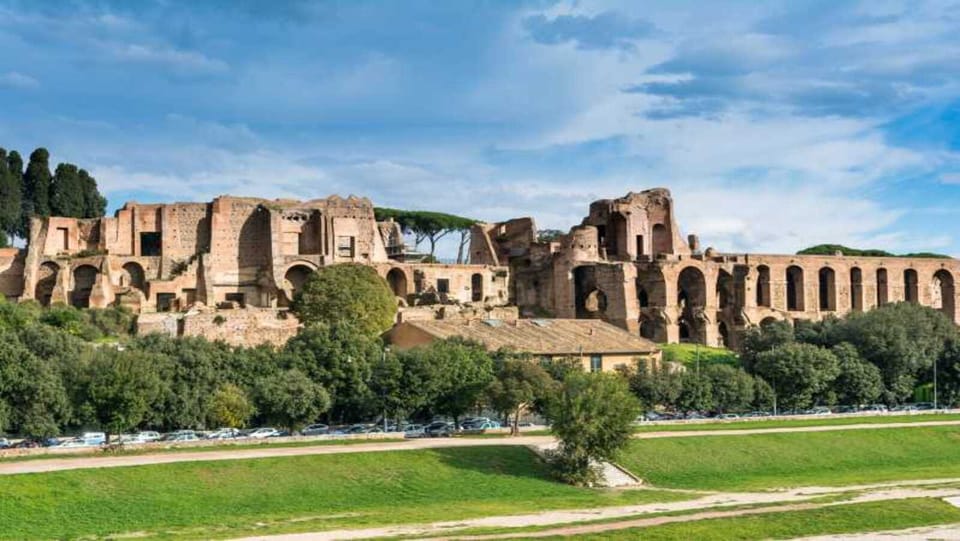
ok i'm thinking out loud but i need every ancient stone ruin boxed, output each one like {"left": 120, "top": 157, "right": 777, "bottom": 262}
{"left": 0, "top": 188, "right": 955, "bottom": 348}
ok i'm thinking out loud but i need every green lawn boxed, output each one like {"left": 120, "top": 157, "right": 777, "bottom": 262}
{"left": 534, "top": 498, "right": 960, "bottom": 540}
{"left": 659, "top": 343, "right": 738, "bottom": 367}
{"left": 0, "top": 446, "right": 690, "bottom": 540}
{"left": 620, "top": 425, "right": 960, "bottom": 491}
{"left": 633, "top": 412, "right": 960, "bottom": 432}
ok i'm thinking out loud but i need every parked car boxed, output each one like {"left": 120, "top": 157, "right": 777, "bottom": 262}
{"left": 716, "top": 413, "right": 740, "bottom": 420}
{"left": 59, "top": 438, "right": 93, "bottom": 448}
{"left": 0, "top": 438, "right": 10, "bottom": 449}
{"left": 206, "top": 428, "right": 240, "bottom": 440}
{"left": 168, "top": 433, "right": 199, "bottom": 442}
{"left": 81, "top": 432, "right": 106, "bottom": 445}
{"left": 424, "top": 421, "right": 455, "bottom": 437}
{"left": 301, "top": 423, "right": 329, "bottom": 436}
{"left": 248, "top": 427, "right": 280, "bottom": 439}
{"left": 137, "top": 431, "right": 162, "bottom": 442}
{"left": 403, "top": 424, "right": 424, "bottom": 438}
{"left": 914, "top": 402, "right": 936, "bottom": 411}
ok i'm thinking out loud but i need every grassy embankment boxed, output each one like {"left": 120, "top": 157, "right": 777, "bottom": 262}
{"left": 621, "top": 424, "right": 960, "bottom": 491}
{"left": 0, "top": 446, "right": 688, "bottom": 540}
{"left": 658, "top": 342, "right": 739, "bottom": 367}
{"left": 632, "top": 412, "right": 960, "bottom": 432}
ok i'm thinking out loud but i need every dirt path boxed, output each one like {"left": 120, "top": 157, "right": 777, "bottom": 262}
{"left": 228, "top": 480, "right": 960, "bottom": 541}
{"left": 5, "top": 419, "right": 960, "bottom": 475}
{"left": 791, "top": 523, "right": 960, "bottom": 540}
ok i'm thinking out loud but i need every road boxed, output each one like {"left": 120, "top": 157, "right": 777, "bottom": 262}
{"left": 3, "top": 419, "right": 960, "bottom": 476}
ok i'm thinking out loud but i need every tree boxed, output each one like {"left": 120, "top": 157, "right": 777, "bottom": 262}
{"left": 704, "top": 364, "right": 755, "bottom": 414}
{"left": 209, "top": 384, "right": 255, "bottom": 428}
{"left": 374, "top": 208, "right": 477, "bottom": 259}
{"left": 831, "top": 342, "right": 883, "bottom": 405}
{"left": 255, "top": 368, "right": 330, "bottom": 431}
{"left": 79, "top": 169, "right": 106, "bottom": 218}
{"left": 626, "top": 361, "right": 682, "bottom": 411}
{"left": 282, "top": 322, "right": 382, "bottom": 421}
{"left": 22, "top": 148, "right": 52, "bottom": 236}
{"left": 677, "top": 370, "right": 714, "bottom": 413}
{"left": 50, "top": 163, "right": 86, "bottom": 218}
{"left": 545, "top": 371, "right": 640, "bottom": 485}
{"left": 0, "top": 148, "right": 21, "bottom": 244}
{"left": 291, "top": 263, "right": 396, "bottom": 338}
{"left": 0, "top": 332, "right": 71, "bottom": 438}
{"left": 486, "top": 356, "right": 556, "bottom": 434}
{"left": 423, "top": 338, "right": 494, "bottom": 425}
{"left": 83, "top": 348, "right": 162, "bottom": 442}
{"left": 740, "top": 320, "right": 795, "bottom": 372}
{"left": 750, "top": 343, "right": 840, "bottom": 411}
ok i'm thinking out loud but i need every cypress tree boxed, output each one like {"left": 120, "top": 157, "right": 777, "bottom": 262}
{"left": 50, "top": 163, "right": 85, "bottom": 217}
{"left": 78, "top": 169, "right": 106, "bottom": 218}
{"left": 6, "top": 150, "right": 24, "bottom": 241}
{"left": 22, "top": 148, "right": 52, "bottom": 236}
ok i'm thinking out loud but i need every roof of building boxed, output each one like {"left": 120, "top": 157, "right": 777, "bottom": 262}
{"left": 391, "top": 318, "right": 659, "bottom": 356}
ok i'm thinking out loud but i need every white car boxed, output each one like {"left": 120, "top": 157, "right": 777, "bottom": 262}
{"left": 403, "top": 425, "right": 424, "bottom": 438}
{"left": 59, "top": 439, "right": 94, "bottom": 448}
{"left": 248, "top": 428, "right": 279, "bottom": 439}
{"left": 137, "top": 431, "right": 162, "bottom": 442}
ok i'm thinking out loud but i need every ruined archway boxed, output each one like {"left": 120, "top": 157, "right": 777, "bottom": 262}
{"left": 607, "top": 213, "right": 628, "bottom": 257}
{"left": 818, "top": 267, "right": 836, "bottom": 311}
{"left": 639, "top": 317, "right": 668, "bottom": 343}
{"left": 786, "top": 265, "right": 805, "bottom": 312}
{"left": 877, "top": 268, "right": 889, "bottom": 306}
{"left": 35, "top": 261, "right": 60, "bottom": 307}
{"left": 121, "top": 262, "right": 146, "bottom": 292}
{"left": 280, "top": 264, "right": 314, "bottom": 307}
{"left": 387, "top": 268, "right": 408, "bottom": 299}
{"left": 677, "top": 267, "right": 707, "bottom": 343}
{"left": 471, "top": 273, "right": 484, "bottom": 302}
{"left": 850, "top": 267, "right": 863, "bottom": 312}
{"left": 756, "top": 265, "right": 771, "bottom": 307}
{"left": 574, "top": 265, "right": 606, "bottom": 319}
{"left": 904, "top": 269, "right": 919, "bottom": 304}
{"left": 717, "top": 269, "right": 734, "bottom": 309}
{"left": 71, "top": 265, "right": 98, "bottom": 308}
{"left": 933, "top": 270, "right": 955, "bottom": 323}
{"left": 718, "top": 321, "right": 730, "bottom": 348}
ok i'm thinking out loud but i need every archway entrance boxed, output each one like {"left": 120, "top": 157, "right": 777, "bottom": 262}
{"left": 850, "top": 267, "right": 863, "bottom": 312}
{"left": 387, "top": 268, "right": 408, "bottom": 299}
{"left": 121, "top": 262, "right": 146, "bottom": 292}
{"left": 71, "top": 265, "right": 98, "bottom": 308}
{"left": 677, "top": 267, "right": 707, "bottom": 343}
{"left": 933, "top": 270, "right": 955, "bottom": 323}
{"left": 786, "top": 266, "right": 805, "bottom": 311}
{"left": 35, "top": 262, "right": 60, "bottom": 306}
{"left": 904, "top": 269, "right": 919, "bottom": 303}
{"left": 281, "top": 264, "right": 314, "bottom": 306}
{"left": 471, "top": 273, "right": 483, "bottom": 302}
{"left": 818, "top": 267, "right": 836, "bottom": 311}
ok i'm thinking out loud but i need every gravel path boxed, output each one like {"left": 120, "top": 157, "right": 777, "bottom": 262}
{"left": 228, "top": 480, "right": 960, "bottom": 541}
{"left": 791, "top": 523, "right": 960, "bottom": 540}
{"left": 5, "top": 419, "right": 960, "bottom": 476}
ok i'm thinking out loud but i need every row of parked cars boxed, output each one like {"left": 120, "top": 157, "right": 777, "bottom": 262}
{"left": 0, "top": 416, "right": 540, "bottom": 450}
{"left": 641, "top": 402, "right": 942, "bottom": 422}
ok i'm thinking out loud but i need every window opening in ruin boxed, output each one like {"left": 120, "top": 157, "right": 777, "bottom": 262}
{"left": 122, "top": 262, "right": 146, "bottom": 291}
{"left": 156, "top": 293, "right": 176, "bottom": 312}
{"left": 225, "top": 292, "right": 246, "bottom": 308}
{"left": 877, "top": 268, "right": 889, "bottom": 305}
{"left": 904, "top": 269, "right": 919, "bottom": 303}
{"left": 387, "top": 268, "right": 408, "bottom": 299}
{"left": 596, "top": 225, "right": 607, "bottom": 249}
{"left": 590, "top": 355, "right": 603, "bottom": 373}
{"left": 337, "top": 236, "right": 355, "bottom": 258}
{"left": 717, "top": 270, "right": 733, "bottom": 309}
{"left": 636, "top": 235, "right": 644, "bottom": 258}
{"left": 756, "top": 265, "right": 772, "bottom": 307}
{"left": 850, "top": 267, "right": 864, "bottom": 312}
{"left": 437, "top": 279, "right": 450, "bottom": 294}
{"left": 35, "top": 261, "right": 59, "bottom": 306}
{"left": 818, "top": 267, "right": 836, "bottom": 311}
{"left": 786, "top": 265, "right": 804, "bottom": 311}
{"left": 934, "top": 270, "right": 955, "bottom": 322}
{"left": 471, "top": 273, "right": 483, "bottom": 302}
{"left": 57, "top": 227, "right": 69, "bottom": 251}
{"left": 638, "top": 287, "right": 649, "bottom": 308}
{"left": 677, "top": 267, "right": 707, "bottom": 344}
{"left": 718, "top": 321, "right": 730, "bottom": 348}
{"left": 183, "top": 288, "right": 197, "bottom": 307}
{"left": 140, "top": 232, "right": 162, "bottom": 256}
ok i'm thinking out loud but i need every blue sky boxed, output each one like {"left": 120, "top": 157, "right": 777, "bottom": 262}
{"left": 0, "top": 0, "right": 958, "bottom": 257}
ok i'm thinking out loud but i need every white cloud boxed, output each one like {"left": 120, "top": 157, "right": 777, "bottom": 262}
{"left": 0, "top": 71, "right": 38, "bottom": 89}
{"left": 109, "top": 43, "right": 229, "bottom": 74}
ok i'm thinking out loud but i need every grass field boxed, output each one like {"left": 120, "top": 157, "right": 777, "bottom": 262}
{"left": 620, "top": 425, "right": 960, "bottom": 491}
{"left": 659, "top": 343, "right": 739, "bottom": 367}
{"left": 633, "top": 412, "right": 960, "bottom": 432}
{"left": 534, "top": 498, "right": 960, "bottom": 540}
{"left": 0, "top": 446, "right": 690, "bottom": 540}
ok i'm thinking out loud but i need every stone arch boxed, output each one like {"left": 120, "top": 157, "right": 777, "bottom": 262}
{"left": 756, "top": 265, "right": 771, "bottom": 307}
{"left": 904, "top": 269, "right": 919, "bottom": 304}
{"left": 35, "top": 261, "right": 60, "bottom": 307}
{"left": 716, "top": 269, "right": 734, "bottom": 309}
{"left": 280, "top": 264, "right": 315, "bottom": 307}
{"left": 933, "top": 269, "right": 955, "bottom": 323}
{"left": 120, "top": 262, "right": 146, "bottom": 292}
{"left": 471, "top": 273, "right": 484, "bottom": 302}
{"left": 760, "top": 316, "right": 779, "bottom": 327}
{"left": 71, "top": 264, "right": 99, "bottom": 308}
{"left": 636, "top": 268, "right": 667, "bottom": 307}
{"left": 876, "top": 268, "right": 889, "bottom": 305}
{"left": 608, "top": 212, "right": 628, "bottom": 257}
{"left": 677, "top": 266, "right": 707, "bottom": 343}
{"left": 639, "top": 317, "right": 668, "bottom": 343}
{"left": 718, "top": 321, "right": 730, "bottom": 348}
{"left": 574, "top": 265, "right": 605, "bottom": 319}
{"left": 652, "top": 223, "right": 670, "bottom": 255}
{"left": 786, "top": 265, "right": 805, "bottom": 312}
{"left": 850, "top": 267, "right": 863, "bottom": 312}
{"left": 818, "top": 267, "right": 836, "bottom": 311}
{"left": 387, "top": 268, "right": 408, "bottom": 299}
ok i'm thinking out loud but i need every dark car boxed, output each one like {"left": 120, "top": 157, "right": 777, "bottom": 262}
{"left": 424, "top": 421, "right": 455, "bottom": 438}
{"left": 301, "top": 424, "right": 329, "bottom": 436}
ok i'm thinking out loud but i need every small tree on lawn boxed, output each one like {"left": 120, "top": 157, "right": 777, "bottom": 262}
{"left": 545, "top": 371, "right": 640, "bottom": 486}
{"left": 84, "top": 348, "right": 161, "bottom": 443}
{"left": 486, "top": 355, "right": 557, "bottom": 435}
{"left": 209, "top": 384, "right": 255, "bottom": 428}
